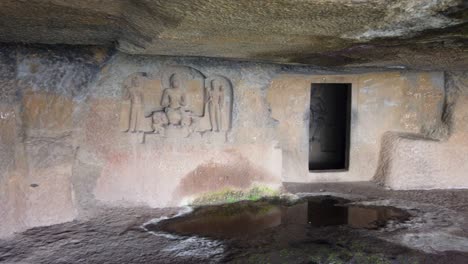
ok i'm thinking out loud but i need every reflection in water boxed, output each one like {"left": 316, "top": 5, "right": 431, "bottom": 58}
{"left": 307, "top": 197, "right": 409, "bottom": 229}
{"left": 144, "top": 196, "right": 410, "bottom": 239}
{"left": 160, "top": 204, "right": 282, "bottom": 238}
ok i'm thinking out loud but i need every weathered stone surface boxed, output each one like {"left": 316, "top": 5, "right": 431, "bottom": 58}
{"left": 2, "top": 190, "right": 468, "bottom": 263}
{"left": 382, "top": 72, "right": 468, "bottom": 189}
{"left": 0, "top": 104, "right": 24, "bottom": 237}
{"left": 0, "top": 46, "right": 16, "bottom": 103}
{"left": 0, "top": 0, "right": 466, "bottom": 68}
{"left": 84, "top": 54, "right": 282, "bottom": 207}
{"left": 267, "top": 71, "right": 445, "bottom": 183}
{"left": 1, "top": 44, "right": 467, "bottom": 239}
{"left": 0, "top": 46, "right": 108, "bottom": 237}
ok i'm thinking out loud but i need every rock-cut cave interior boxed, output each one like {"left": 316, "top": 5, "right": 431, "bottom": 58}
{"left": 1, "top": 1, "right": 468, "bottom": 263}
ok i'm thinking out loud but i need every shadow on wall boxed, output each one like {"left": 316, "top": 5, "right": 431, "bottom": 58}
{"left": 172, "top": 151, "right": 279, "bottom": 204}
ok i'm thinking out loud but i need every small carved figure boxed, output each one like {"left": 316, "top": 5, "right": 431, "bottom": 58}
{"left": 208, "top": 79, "right": 225, "bottom": 132}
{"left": 152, "top": 111, "right": 168, "bottom": 135}
{"left": 309, "top": 87, "right": 327, "bottom": 142}
{"left": 181, "top": 111, "right": 192, "bottom": 127}
{"left": 161, "top": 74, "right": 186, "bottom": 126}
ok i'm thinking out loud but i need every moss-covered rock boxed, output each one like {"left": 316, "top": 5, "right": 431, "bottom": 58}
{"left": 191, "top": 186, "right": 280, "bottom": 205}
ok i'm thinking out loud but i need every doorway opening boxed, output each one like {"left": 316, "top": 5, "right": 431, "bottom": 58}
{"left": 309, "top": 83, "right": 351, "bottom": 171}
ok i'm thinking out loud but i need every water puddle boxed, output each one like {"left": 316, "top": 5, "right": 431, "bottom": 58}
{"left": 144, "top": 196, "right": 410, "bottom": 239}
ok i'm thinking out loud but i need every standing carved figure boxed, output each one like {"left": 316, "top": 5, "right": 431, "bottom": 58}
{"left": 207, "top": 79, "right": 225, "bottom": 132}
{"left": 119, "top": 73, "right": 154, "bottom": 143}
{"left": 122, "top": 73, "right": 153, "bottom": 133}
{"left": 161, "top": 74, "right": 186, "bottom": 126}
{"left": 309, "top": 87, "right": 327, "bottom": 142}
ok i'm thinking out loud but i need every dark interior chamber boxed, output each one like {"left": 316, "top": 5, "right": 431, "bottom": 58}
{"left": 309, "top": 83, "right": 351, "bottom": 171}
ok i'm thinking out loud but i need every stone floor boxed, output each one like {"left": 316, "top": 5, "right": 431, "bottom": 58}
{"left": 1, "top": 182, "right": 468, "bottom": 264}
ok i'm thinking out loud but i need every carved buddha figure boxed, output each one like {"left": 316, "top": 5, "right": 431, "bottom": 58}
{"left": 208, "top": 79, "right": 225, "bottom": 132}
{"left": 161, "top": 73, "right": 187, "bottom": 126}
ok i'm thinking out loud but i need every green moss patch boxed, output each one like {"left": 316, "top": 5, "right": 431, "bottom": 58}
{"left": 191, "top": 186, "right": 280, "bottom": 205}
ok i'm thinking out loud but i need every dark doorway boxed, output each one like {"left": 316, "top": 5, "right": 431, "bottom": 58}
{"left": 309, "top": 83, "right": 351, "bottom": 171}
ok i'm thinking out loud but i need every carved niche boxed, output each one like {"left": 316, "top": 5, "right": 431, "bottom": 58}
{"left": 119, "top": 66, "right": 233, "bottom": 143}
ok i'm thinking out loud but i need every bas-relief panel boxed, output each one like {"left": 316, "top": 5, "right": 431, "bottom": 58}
{"left": 119, "top": 66, "right": 233, "bottom": 143}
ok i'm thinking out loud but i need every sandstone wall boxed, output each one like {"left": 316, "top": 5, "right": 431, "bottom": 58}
{"left": 0, "top": 44, "right": 464, "bottom": 237}
{"left": 268, "top": 72, "right": 445, "bottom": 183}
{"left": 0, "top": 45, "right": 105, "bottom": 237}
{"left": 382, "top": 72, "right": 468, "bottom": 189}
{"left": 0, "top": 46, "right": 285, "bottom": 237}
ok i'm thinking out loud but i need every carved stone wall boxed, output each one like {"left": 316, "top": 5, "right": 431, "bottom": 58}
{"left": 119, "top": 66, "right": 233, "bottom": 143}
{"left": 267, "top": 72, "right": 445, "bottom": 183}
{"left": 0, "top": 45, "right": 466, "bottom": 238}
{"left": 81, "top": 53, "right": 283, "bottom": 208}
{"left": 382, "top": 72, "right": 468, "bottom": 189}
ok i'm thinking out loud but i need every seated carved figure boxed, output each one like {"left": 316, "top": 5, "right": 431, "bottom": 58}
{"left": 161, "top": 74, "right": 187, "bottom": 126}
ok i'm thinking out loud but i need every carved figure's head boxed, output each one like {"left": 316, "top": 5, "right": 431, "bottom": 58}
{"left": 131, "top": 75, "right": 141, "bottom": 87}
{"left": 211, "top": 79, "right": 223, "bottom": 91}
{"left": 311, "top": 86, "right": 324, "bottom": 97}
{"left": 169, "top": 74, "right": 181, "bottom": 89}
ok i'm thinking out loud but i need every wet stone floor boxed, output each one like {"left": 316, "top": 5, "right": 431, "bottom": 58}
{"left": 145, "top": 196, "right": 410, "bottom": 238}
{"left": 2, "top": 195, "right": 468, "bottom": 264}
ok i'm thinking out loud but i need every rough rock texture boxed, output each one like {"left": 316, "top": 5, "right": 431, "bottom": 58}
{"left": 0, "top": 45, "right": 287, "bottom": 237}
{"left": 2, "top": 188, "right": 468, "bottom": 263}
{"left": 0, "top": 43, "right": 466, "bottom": 238}
{"left": 0, "top": 0, "right": 467, "bottom": 69}
{"left": 0, "top": 45, "right": 110, "bottom": 237}
{"left": 267, "top": 72, "right": 445, "bottom": 183}
{"left": 378, "top": 72, "right": 468, "bottom": 189}
{"left": 1, "top": 1, "right": 468, "bottom": 260}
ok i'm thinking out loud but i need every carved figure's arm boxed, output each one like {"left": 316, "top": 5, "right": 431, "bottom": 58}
{"left": 180, "top": 93, "right": 186, "bottom": 107}
{"left": 161, "top": 90, "right": 170, "bottom": 107}
{"left": 122, "top": 85, "right": 131, "bottom": 100}
{"left": 219, "top": 91, "right": 225, "bottom": 110}
{"left": 205, "top": 88, "right": 212, "bottom": 103}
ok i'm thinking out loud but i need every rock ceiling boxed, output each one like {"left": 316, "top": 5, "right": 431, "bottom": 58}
{"left": 0, "top": 0, "right": 467, "bottom": 69}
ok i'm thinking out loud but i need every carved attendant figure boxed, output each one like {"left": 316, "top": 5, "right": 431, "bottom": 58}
{"left": 309, "top": 87, "right": 327, "bottom": 142}
{"left": 161, "top": 74, "right": 186, "bottom": 126}
{"left": 208, "top": 79, "right": 225, "bottom": 132}
{"left": 119, "top": 73, "right": 154, "bottom": 143}
{"left": 124, "top": 73, "right": 153, "bottom": 133}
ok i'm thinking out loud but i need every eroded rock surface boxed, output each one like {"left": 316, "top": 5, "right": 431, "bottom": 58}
{"left": 1, "top": 44, "right": 467, "bottom": 238}
{"left": 2, "top": 190, "right": 468, "bottom": 264}
{"left": 0, "top": 0, "right": 467, "bottom": 68}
